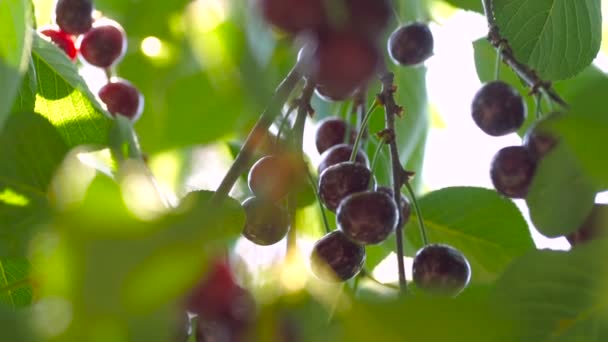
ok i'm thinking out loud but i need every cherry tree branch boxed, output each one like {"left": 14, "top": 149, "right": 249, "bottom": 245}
{"left": 482, "top": 0, "right": 568, "bottom": 108}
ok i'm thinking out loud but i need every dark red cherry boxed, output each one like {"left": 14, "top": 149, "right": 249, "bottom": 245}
{"left": 39, "top": 27, "right": 78, "bottom": 60}
{"left": 248, "top": 154, "right": 301, "bottom": 202}
{"left": 412, "top": 244, "right": 471, "bottom": 296}
{"left": 490, "top": 146, "right": 536, "bottom": 198}
{"left": 315, "top": 117, "right": 357, "bottom": 154}
{"left": 310, "top": 231, "right": 366, "bottom": 282}
{"left": 258, "top": 0, "right": 326, "bottom": 33}
{"left": 318, "top": 162, "right": 371, "bottom": 212}
{"left": 471, "top": 81, "right": 526, "bottom": 136}
{"left": 79, "top": 22, "right": 126, "bottom": 67}
{"left": 313, "top": 31, "right": 380, "bottom": 102}
{"left": 55, "top": 0, "right": 93, "bottom": 35}
{"left": 566, "top": 204, "right": 608, "bottom": 247}
{"left": 388, "top": 23, "right": 434, "bottom": 66}
{"left": 98, "top": 80, "right": 144, "bottom": 120}
{"left": 337, "top": 190, "right": 398, "bottom": 245}
{"left": 187, "top": 259, "right": 238, "bottom": 317}
{"left": 376, "top": 186, "right": 411, "bottom": 225}
{"left": 317, "top": 143, "right": 368, "bottom": 174}
{"left": 241, "top": 197, "right": 289, "bottom": 246}
{"left": 523, "top": 112, "right": 561, "bottom": 160}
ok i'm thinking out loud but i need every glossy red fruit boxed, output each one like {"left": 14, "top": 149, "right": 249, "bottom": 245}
{"left": 376, "top": 186, "right": 411, "bottom": 225}
{"left": 523, "top": 112, "right": 560, "bottom": 160}
{"left": 241, "top": 197, "right": 289, "bottom": 246}
{"left": 187, "top": 260, "right": 238, "bottom": 317}
{"left": 412, "top": 244, "right": 471, "bottom": 296}
{"left": 317, "top": 143, "right": 368, "bottom": 175}
{"left": 313, "top": 31, "right": 380, "bottom": 102}
{"left": 490, "top": 146, "right": 536, "bottom": 198}
{"left": 318, "top": 161, "right": 371, "bottom": 212}
{"left": 566, "top": 204, "right": 608, "bottom": 247}
{"left": 98, "top": 80, "right": 144, "bottom": 120}
{"left": 79, "top": 22, "right": 126, "bottom": 67}
{"left": 248, "top": 154, "right": 301, "bottom": 202}
{"left": 258, "top": 0, "right": 326, "bottom": 33}
{"left": 471, "top": 81, "right": 526, "bottom": 136}
{"left": 55, "top": 0, "right": 93, "bottom": 35}
{"left": 315, "top": 117, "right": 357, "bottom": 154}
{"left": 310, "top": 230, "right": 366, "bottom": 282}
{"left": 388, "top": 23, "right": 434, "bottom": 66}
{"left": 39, "top": 27, "right": 77, "bottom": 60}
{"left": 337, "top": 190, "right": 398, "bottom": 245}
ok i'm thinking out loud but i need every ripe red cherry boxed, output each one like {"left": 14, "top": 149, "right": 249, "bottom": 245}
{"left": 258, "top": 0, "right": 326, "bottom": 34}
{"left": 241, "top": 196, "right": 289, "bottom": 246}
{"left": 337, "top": 190, "right": 398, "bottom": 245}
{"left": 310, "top": 230, "right": 366, "bottom": 282}
{"left": 79, "top": 21, "right": 126, "bottom": 67}
{"left": 376, "top": 186, "right": 411, "bottom": 225}
{"left": 471, "top": 81, "right": 526, "bottom": 137}
{"left": 318, "top": 162, "right": 371, "bottom": 212}
{"left": 315, "top": 117, "right": 357, "bottom": 154}
{"left": 317, "top": 143, "right": 368, "bottom": 175}
{"left": 39, "top": 27, "right": 77, "bottom": 60}
{"left": 248, "top": 154, "right": 302, "bottom": 202}
{"left": 187, "top": 259, "right": 238, "bottom": 316}
{"left": 412, "top": 244, "right": 471, "bottom": 296}
{"left": 388, "top": 23, "right": 434, "bottom": 66}
{"left": 313, "top": 31, "right": 380, "bottom": 102}
{"left": 490, "top": 146, "right": 536, "bottom": 198}
{"left": 55, "top": 0, "right": 93, "bottom": 35}
{"left": 98, "top": 80, "right": 144, "bottom": 121}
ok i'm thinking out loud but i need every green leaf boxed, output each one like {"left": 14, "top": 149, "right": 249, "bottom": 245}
{"left": 0, "top": 0, "right": 32, "bottom": 130}
{"left": 36, "top": 167, "right": 245, "bottom": 340}
{"left": 10, "top": 59, "right": 37, "bottom": 114}
{"left": 31, "top": 35, "right": 111, "bottom": 147}
{"left": 405, "top": 187, "right": 534, "bottom": 282}
{"left": 547, "top": 76, "right": 608, "bottom": 189}
{"left": 526, "top": 143, "right": 596, "bottom": 237}
{"left": 0, "top": 258, "right": 31, "bottom": 308}
{"left": 492, "top": 240, "right": 608, "bottom": 341}
{"left": 0, "top": 112, "right": 68, "bottom": 257}
{"left": 493, "top": 0, "right": 602, "bottom": 81}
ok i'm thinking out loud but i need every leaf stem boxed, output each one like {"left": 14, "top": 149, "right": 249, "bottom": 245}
{"left": 404, "top": 181, "right": 428, "bottom": 246}
{"left": 482, "top": 0, "right": 568, "bottom": 109}
{"left": 349, "top": 102, "right": 378, "bottom": 162}
{"left": 212, "top": 62, "right": 303, "bottom": 203}
{"left": 379, "top": 70, "right": 407, "bottom": 294}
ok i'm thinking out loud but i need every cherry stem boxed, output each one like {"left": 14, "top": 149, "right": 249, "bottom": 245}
{"left": 535, "top": 92, "right": 543, "bottom": 120}
{"left": 379, "top": 70, "right": 407, "bottom": 294}
{"left": 494, "top": 44, "right": 503, "bottom": 80}
{"left": 353, "top": 88, "right": 368, "bottom": 147}
{"left": 212, "top": 62, "right": 303, "bottom": 203}
{"left": 307, "top": 170, "right": 331, "bottom": 234}
{"left": 369, "top": 138, "right": 386, "bottom": 177}
{"left": 275, "top": 103, "right": 297, "bottom": 148}
{"left": 349, "top": 102, "right": 378, "bottom": 162}
{"left": 482, "top": 0, "right": 568, "bottom": 109}
{"left": 404, "top": 181, "right": 428, "bottom": 246}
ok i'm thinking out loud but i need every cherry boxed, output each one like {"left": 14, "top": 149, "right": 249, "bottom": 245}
{"left": 318, "top": 143, "right": 368, "bottom": 174}
{"left": 258, "top": 0, "right": 326, "bottom": 34}
{"left": 79, "top": 22, "right": 126, "bottom": 67}
{"left": 313, "top": 31, "right": 380, "bottom": 102}
{"left": 523, "top": 113, "right": 560, "bottom": 160}
{"left": 471, "top": 81, "right": 526, "bottom": 136}
{"left": 387, "top": 23, "right": 434, "bottom": 66}
{"left": 241, "top": 197, "right": 289, "bottom": 246}
{"left": 55, "top": 0, "right": 93, "bottom": 35}
{"left": 318, "top": 161, "right": 371, "bottom": 212}
{"left": 98, "top": 80, "right": 144, "bottom": 120}
{"left": 337, "top": 190, "right": 398, "bottom": 245}
{"left": 39, "top": 27, "right": 77, "bottom": 60}
{"left": 310, "top": 230, "right": 365, "bottom": 282}
{"left": 490, "top": 146, "right": 536, "bottom": 198}
{"left": 315, "top": 117, "right": 357, "bottom": 154}
{"left": 186, "top": 259, "right": 238, "bottom": 316}
{"left": 566, "top": 204, "right": 608, "bottom": 247}
{"left": 195, "top": 287, "right": 256, "bottom": 342}
{"left": 376, "top": 186, "right": 411, "bottom": 225}
{"left": 342, "top": 0, "right": 391, "bottom": 38}
{"left": 248, "top": 154, "right": 301, "bottom": 202}
{"left": 412, "top": 244, "right": 471, "bottom": 296}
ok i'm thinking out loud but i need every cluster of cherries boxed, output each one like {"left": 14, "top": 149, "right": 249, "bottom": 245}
{"left": 258, "top": 0, "right": 434, "bottom": 101}
{"left": 472, "top": 81, "right": 608, "bottom": 247}
{"left": 39, "top": 0, "right": 143, "bottom": 121}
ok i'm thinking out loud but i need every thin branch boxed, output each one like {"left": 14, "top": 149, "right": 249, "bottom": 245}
{"left": 482, "top": 0, "right": 568, "bottom": 108}
{"left": 211, "top": 63, "right": 303, "bottom": 203}
{"left": 378, "top": 70, "right": 408, "bottom": 294}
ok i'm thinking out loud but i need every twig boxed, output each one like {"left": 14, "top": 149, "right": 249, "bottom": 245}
{"left": 481, "top": 0, "right": 568, "bottom": 108}
{"left": 378, "top": 70, "right": 408, "bottom": 294}
{"left": 212, "top": 62, "right": 303, "bottom": 203}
